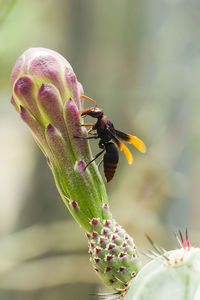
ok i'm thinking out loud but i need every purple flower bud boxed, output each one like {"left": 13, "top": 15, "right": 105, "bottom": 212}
{"left": 64, "top": 98, "right": 87, "bottom": 158}
{"left": 19, "top": 105, "right": 48, "bottom": 152}
{"left": 101, "top": 228, "right": 110, "bottom": 236}
{"left": 86, "top": 232, "right": 91, "bottom": 239}
{"left": 106, "top": 255, "right": 114, "bottom": 263}
{"left": 75, "top": 160, "right": 86, "bottom": 173}
{"left": 14, "top": 76, "right": 41, "bottom": 119}
{"left": 111, "top": 234, "right": 121, "bottom": 245}
{"left": 90, "top": 218, "right": 100, "bottom": 227}
{"left": 92, "top": 232, "right": 98, "bottom": 239}
{"left": 95, "top": 247, "right": 103, "bottom": 257}
{"left": 120, "top": 267, "right": 127, "bottom": 275}
{"left": 37, "top": 83, "right": 65, "bottom": 132}
{"left": 107, "top": 243, "right": 117, "bottom": 254}
{"left": 90, "top": 241, "right": 95, "bottom": 248}
{"left": 102, "top": 203, "right": 109, "bottom": 211}
{"left": 99, "top": 237, "right": 107, "bottom": 248}
{"left": 105, "top": 267, "right": 112, "bottom": 273}
{"left": 104, "top": 220, "right": 112, "bottom": 228}
{"left": 94, "top": 257, "right": 101, "bottom": 265}
{"left": 65, "top": 69, "right": 82, "bottom": 109}
{"left": 70, "top": 200, "right": 78, "bottom": 209}
{"left": 119, "top": 252, "right": 128, "bottom": 263}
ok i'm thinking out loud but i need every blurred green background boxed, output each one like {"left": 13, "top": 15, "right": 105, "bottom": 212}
{"left": 1, "top": 0, "right": 200, "bottom": 299}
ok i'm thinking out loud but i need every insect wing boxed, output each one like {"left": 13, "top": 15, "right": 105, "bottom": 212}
{"left": 115, "top": 130, "right": 146, "bottom": 153}
{"left": 109, "top": 131, "right": 133, "bottom": 164}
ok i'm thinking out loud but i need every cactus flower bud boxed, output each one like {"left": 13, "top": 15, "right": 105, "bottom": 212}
{"left": 10, "top": 48, "right": 141, "bottom": 291}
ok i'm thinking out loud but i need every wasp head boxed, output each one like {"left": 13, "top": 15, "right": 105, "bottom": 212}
{"left": 81, "top": 107, "right": 103, "bottom": 118}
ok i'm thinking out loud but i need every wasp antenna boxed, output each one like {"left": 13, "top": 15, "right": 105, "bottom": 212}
{"left": 79, "top": 108, "right": 96, "bottom": 115}
{"left": 82, "top": 95, "right": 97, "bottom": 107}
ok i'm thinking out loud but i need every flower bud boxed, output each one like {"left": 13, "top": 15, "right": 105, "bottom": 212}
{"left": 10, "top": 47, "right": 142, "bottom": 291}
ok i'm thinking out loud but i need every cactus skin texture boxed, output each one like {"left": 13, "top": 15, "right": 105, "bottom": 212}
{"left": 123, "top": 234, "right": 200, "bottom": 300}
{"left": 10, "top": 48, "right": 141, "bottom": 292}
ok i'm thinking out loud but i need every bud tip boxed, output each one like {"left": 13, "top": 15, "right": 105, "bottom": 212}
{"left": 47, "top": 123, "right": 55, "bottom": 133}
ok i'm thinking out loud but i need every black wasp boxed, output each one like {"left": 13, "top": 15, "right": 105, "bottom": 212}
{"left": 76, "top": 95, "right": 146, "bottom": 182}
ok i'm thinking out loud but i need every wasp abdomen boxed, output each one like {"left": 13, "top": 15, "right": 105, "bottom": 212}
{"left": 104, "top": 162, "right": 118, "bottom": 182}
{"left": 103, "top": 143, "right": 119, "bottom": 182}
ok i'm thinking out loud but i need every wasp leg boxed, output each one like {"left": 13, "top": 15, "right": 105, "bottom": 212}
{"left": 85, "top": 148, "right": 105, "bottom": 169}
{"left": 80, "top": 123, "right": 94, "bottom": 127}
{"left": 87, "top": 131, "right": 97, "bottom": 136}
{"left": 87, "top": 128, "right": 94, "bottom": 135}
{"left": 80, "top": 124, "right": 96, "bottom": 135}
{"left": 98, "top": 157, "right": 103, "bottom": 168}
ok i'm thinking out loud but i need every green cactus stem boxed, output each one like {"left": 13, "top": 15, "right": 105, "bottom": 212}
{"left": 10, "top": 48, "right": 142, "bottom": 291}
{"left": 123, "top": 231, "right": 200, "bottom": 300}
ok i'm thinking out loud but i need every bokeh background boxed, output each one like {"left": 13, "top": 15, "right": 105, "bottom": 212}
{"left": 1, "top": 0, "right": 200, "bottom": 299}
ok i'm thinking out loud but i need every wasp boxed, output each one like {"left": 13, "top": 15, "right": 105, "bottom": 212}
{"left": 76, "top": 95, "right": 146, "bottom": 182}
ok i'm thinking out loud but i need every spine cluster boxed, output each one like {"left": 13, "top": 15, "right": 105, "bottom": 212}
{"left": 86, "top": 204, "right": 140, "bottom": 291}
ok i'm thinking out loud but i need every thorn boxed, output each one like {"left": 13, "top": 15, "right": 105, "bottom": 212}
{"left": 113, "top": 275, "right": 127, "bottom": 286}
{"left": 141, "top": 249, "right": 168, "bottom": 262}
{"left": 141, "top": 250, "right": 156, "bottom": 260}
{"left": 157, "top": 244, "right": 167, "bottom": 254}
{"left": 145, "top": 234, "right": 169, "bottom": 261}
{"left": 186, "top": 228, "right": 190, "bottom": 249}
{"left": 89, "top": 292, "right": 120, "bottom": 299}
{"left": 115, "top": 288, "right": 126, "bottom": 292}
{"left": 146, "top": 249, "right": 160, "bottom": 258}
{"left": 179, "top": 230, "right": 186, "bottom": 249}
{"left": 145, "top": 234, "right": 162, "bottom": 255}
{"left": 173, "top": 231, "right": 182, "bottom": 248}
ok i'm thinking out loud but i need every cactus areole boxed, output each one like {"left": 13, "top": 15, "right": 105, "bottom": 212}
{"left": 10, "top": 48, "right": 141, "bottom": 292}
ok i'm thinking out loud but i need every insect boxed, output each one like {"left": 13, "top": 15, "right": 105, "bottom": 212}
{"left": 77, "top": 95, "right": 146, "bottom": 182}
